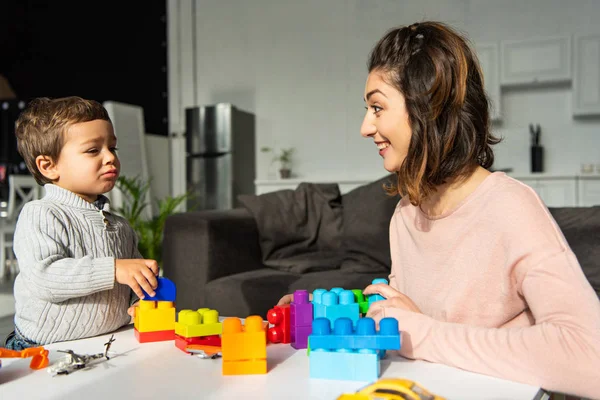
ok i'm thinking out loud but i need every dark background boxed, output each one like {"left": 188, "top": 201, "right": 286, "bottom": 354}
{"left": 0, "top": 0, "right": 168, "bottom": 173}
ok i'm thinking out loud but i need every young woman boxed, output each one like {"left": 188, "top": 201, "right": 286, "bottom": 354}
{"left": 359, "top": 21, "right": 600, "bottom": 398}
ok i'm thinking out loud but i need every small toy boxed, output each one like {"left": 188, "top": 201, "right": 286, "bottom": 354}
{"left": 367, "top": 278, "right": 388, "bottom": 306}
{"left": 0, "top": 346, "right": 49, "bottom": 370}
{"left": 174, "top": 308, "right": 222, "bottom": 353}
{"left": 48, "top": 335, "right": 116, "bottom": 376}
{"left": 267, "top": 304, "right": 291, "bottom": 344}
{"left": 142, "top": 276, "right": 176, "bottom": 302}
{"left": 221, "top": 316, "right": 267, "bottom": 375}
{"left": 290, "top": 290, "right": 313, "bottom": 349}
{"left": 337, "top": 378, "right": 446, "bottom": 400}
{"left": 313, "top": 288, "right": 360, "bottom": 328}
{"left": 309, "top": 317, "right": 400, "bottom": 381}
{"left": 134, "top": 276, "right": 177, "bottom": 343}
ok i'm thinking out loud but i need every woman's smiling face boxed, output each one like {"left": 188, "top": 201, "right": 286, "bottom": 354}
{"left": 360, "top": 69, "right": 412, "bottom": 173}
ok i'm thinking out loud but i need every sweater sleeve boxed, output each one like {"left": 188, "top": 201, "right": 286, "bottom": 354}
{"left": 13, "top": 204, "right": 115, "bottom": 303}
{"left": 381, "top": 249, "right": 600, "bottom": 399}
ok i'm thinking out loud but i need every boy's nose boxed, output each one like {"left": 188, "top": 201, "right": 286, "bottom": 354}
{"left": 360, "top": 113, "right": 376, "bottom": 138}
{"left": 104, "top": 150, "right": 117, "bottom": 164}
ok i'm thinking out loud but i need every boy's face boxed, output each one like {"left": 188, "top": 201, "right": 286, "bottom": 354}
{"left": 51, "top": 119, "right": 120, "bottom": 202}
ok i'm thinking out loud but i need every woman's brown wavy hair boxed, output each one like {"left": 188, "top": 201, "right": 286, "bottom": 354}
{"left": 367, "top": 21, "right": 500, "bottom": 205}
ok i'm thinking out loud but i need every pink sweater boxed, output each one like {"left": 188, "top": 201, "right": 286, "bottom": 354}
{"left": 383, "top": 172, "right": 600, "bottom": 398}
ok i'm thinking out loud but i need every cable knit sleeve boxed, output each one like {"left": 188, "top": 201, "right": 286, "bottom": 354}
{"left": 13, "top": 203, "right": 115, "bottom": 302}
{"left": 381, "top": 249, "right": 600, "bottom": 399}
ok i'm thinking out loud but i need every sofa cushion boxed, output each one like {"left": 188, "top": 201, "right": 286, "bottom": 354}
{"left": 340, "top": 174, "right": 399, "bottom": 273}
{"left": 238, "top": 183, "right": 344, "bottom": 274}
{"left": 549, "top": 206, "right": 600, "bottom": 298}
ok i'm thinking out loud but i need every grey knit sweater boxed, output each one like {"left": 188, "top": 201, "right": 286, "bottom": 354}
{"left": 13, "top": 184, "right": 139, "bottom": 345}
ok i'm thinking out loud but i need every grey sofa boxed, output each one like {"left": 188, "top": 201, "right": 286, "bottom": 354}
{"left": 162, "top": 176, "right": 600, "bottom": 318}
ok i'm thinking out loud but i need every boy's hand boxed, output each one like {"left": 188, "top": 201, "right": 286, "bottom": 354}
{"left": 115, "top": 259, "right": 159, "bottom": 299}
{"left": 128, "top": 301, "right": 139, "bottom": 323}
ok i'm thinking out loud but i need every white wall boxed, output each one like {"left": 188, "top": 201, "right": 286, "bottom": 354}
{"left": 168, "top": 0, "right": 600, "bottom": 188}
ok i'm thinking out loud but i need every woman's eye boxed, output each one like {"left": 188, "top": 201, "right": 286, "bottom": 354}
{"left": 372, "top": 105, "right": 382, "bottom": 114}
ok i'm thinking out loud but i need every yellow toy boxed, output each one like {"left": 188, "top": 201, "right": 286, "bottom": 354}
{"left": 337, "top": 378, "right": 446, "bottom": 400}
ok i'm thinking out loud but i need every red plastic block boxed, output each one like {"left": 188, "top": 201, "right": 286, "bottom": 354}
{"left": 134, "top": 328, "right": 174, "bottom": 343}
{"left": 175, "top": 334, "right": 222, "bottom": 353}
{"left": 267, "top": 304, "right": 291, "bottom": 344}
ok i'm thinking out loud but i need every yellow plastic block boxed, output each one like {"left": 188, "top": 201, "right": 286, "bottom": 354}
{"left": 134, "top": 300, "right": 176, "bottom": 333}
{"left": 222, "top": 359, "right": 267, "bottom": 375}
{"left": 221, "top": 316, "right": 267, "bottom": 363}
{"left": 175, "top": 308, "right": 223, "bottom": 338}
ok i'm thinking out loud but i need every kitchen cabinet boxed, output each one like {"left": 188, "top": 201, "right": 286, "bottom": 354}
{"left": 500, "top": 36, "right": 571, "bottom": 86}
{"left": 573, "top": 34, "right": 600, "bottom": 116}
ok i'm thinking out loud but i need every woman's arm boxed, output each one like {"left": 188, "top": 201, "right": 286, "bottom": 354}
{"left": 378, "top": 250, "right": 600, "bottom": 399}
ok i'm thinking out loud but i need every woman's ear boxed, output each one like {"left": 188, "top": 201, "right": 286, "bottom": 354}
{"left": 36, "top": 155, "right": 59, "bottom": 181}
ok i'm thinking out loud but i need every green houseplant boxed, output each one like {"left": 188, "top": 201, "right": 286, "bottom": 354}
{"left": 261, "top": 146, "right": 295, "bottom": 179}
{"left": 114, "top": 175, "right": 191, "bottom": 267}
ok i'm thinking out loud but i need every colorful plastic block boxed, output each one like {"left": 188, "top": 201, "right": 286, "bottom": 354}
{"left": 267, "top": 304, "right": 291, "bottom": 344}
{"left": 309, "top": 317, "right": 400, "bottom": 351}
{"left": 175, "top": 334, "right": 222, "bottom": 353}
{"left": 291, "top": 325, "right": 312, "bottom": 349}
{"left": 367, "top": 278, "right": 388, "bottom": 306}
{"left": 290, "top": 290, "right": 313, "bottom": 327}
{"left": 142, "top": 276, "right": 176, "bottom": 302}
{"left": 221, "top": 316, "right": 267, "bottom": 375}
{"left": 351, "top": 289, "right": 370, "bottom": 315}
{"left": 134, "top": 300, "right": 176, "bottom": 333}
{"left": 134, "top": 328, "right": 174, "bottom": 343}
{"left": 175, "top": 308, "right": 222, "bottom": 338}
{"left": 308, "top": 317, "right": 400, "bottom": 381}
{"left": 310, "top": 350, "right": 379, "bottom": 381}
{"left": 313, "top": 289, "right": 360, "bottom": 327}
{"left": 290, "top": 290, "right": 314, "bottom": 349}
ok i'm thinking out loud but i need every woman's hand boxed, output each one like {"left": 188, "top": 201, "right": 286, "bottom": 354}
{"left": 364, "top": 282, "right": 422, "bottom": 320}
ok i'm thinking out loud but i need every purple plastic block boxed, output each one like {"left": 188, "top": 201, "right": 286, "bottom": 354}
{"left": 291, "top": 290, "right": 313, "bottom": 328}
{"left": 291, "top": 325, "right": 312, "bottom": 349}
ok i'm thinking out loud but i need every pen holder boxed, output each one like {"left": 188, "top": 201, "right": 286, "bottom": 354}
{"left": 531, "top": 145, "right": 544, "bottom": 173}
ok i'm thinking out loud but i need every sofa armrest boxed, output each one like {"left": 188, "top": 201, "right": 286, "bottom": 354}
{"left": 162, "top": 208, "right": 264, "bottom": 310}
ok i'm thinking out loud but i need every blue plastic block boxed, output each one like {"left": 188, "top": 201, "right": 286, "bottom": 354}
{"left": 309, "top": 350, "right": 379, "bottom": 381}
{"left": 313, "top": 289, "right": 360, "bottom": 326}
{"left": 309, "top": 317, "right": 400, "bottom": 351}
{"left": 142, "top": 277, "right": 176, "bottom": 302}
{"left": 367, "top": 278, "right": 388, "bottom": 306}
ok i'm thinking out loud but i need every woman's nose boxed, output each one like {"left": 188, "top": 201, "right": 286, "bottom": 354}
{"left": 360, "top": 113, "right": 376, "bottom": 138}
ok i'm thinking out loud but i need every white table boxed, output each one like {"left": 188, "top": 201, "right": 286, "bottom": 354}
{"left": 0, "top": 325, "right": 547, "bottom": 400}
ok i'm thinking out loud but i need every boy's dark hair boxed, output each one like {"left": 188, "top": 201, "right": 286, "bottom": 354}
{"left": 367, "top": 21, "right": 501, "bottom": 205}
{"left": 15, "top": 96, "right": 111, "bottom": 185}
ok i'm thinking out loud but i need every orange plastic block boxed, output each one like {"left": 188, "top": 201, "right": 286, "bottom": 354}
{"left": 186, "top": 344, "right": 222, "bottom": 355}
{"left": 174, "top": 334, "right": 222, "bottom": 353}
{"left": 222, "top": 359, "right": 267, "bottom": 375}
{"left": 134, "top": 300, "right": 176, "bottom": 333}
{"left": 134, "top": 328, "right": 174, "bottom": 343}
{"left": 0, "top": 346, "right": 49, "bottom": 369}
{"left": 221, "top": 316, "right": 267, "bottom": 375}
{"left": 175, "top": 308, "right": 222, "bottom": 338}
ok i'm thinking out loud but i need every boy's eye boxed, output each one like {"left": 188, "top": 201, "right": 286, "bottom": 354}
{"left": 110, "top": 147, "right": 119, "bottom": 153}
{"left": 86, "top": 148, "right": 99, "bottom": 154}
